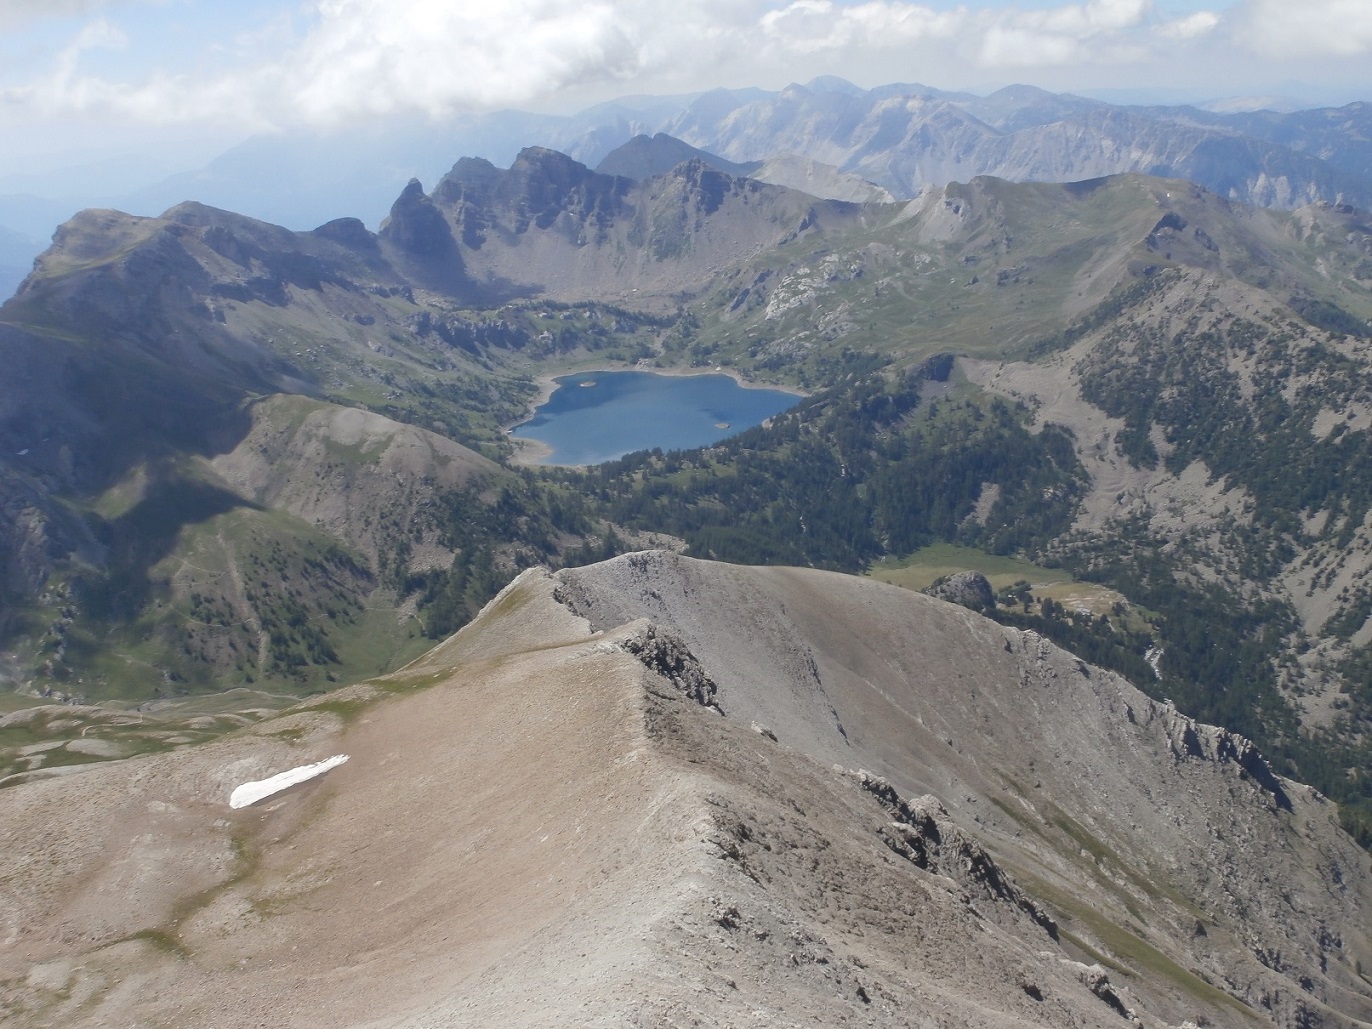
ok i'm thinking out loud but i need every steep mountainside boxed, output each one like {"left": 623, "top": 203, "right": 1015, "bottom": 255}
{"left": 596, "top": 132, "right": 896, "bottom": 204}
{"left": 420, "top": 146, "right": 872, "bottom": 303}
{"left": 2, "top": 554, "right": 1367, "bottom": 1027}
{"left": 660, "top": 82, "right": 1372, "bottom": 211}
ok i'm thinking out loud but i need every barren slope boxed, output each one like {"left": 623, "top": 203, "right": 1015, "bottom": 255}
{"left": 2, "top": 554, "right": 1369, "bottom": 1027}
{"left": 420, "top": 147, "right": 874, "bottom": 305}
{"left": 206, "top": 393, "right": 498, "bottom": 569}
{"left": 559, "top": 552, "right": 1372, "bottom": 1028}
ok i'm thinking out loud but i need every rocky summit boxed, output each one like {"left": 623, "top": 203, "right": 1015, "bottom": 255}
{"left": 2, "top": 552, "right": 1367, "bottom": 1027}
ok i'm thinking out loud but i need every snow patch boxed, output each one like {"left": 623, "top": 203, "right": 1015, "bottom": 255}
{"left": 230, "top": 754, "right": 349, "bottom": 809}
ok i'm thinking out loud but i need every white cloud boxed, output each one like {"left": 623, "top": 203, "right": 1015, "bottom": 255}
{"left": 1017, "top": 0, "right": 1150, "bottom": 36}
{"left": 972, "top": 0, "right": 1157, "bottom": 69}
{"left": 0, "top": 16, "right": 138, "bottom": 119}
{"left": 56, "top": 16, "right": 127, "bottom": 71}
{"left": 1, "top": 0, "right": 762, "bottom": 127}
{"left": 0, "top": 1, "right": 109, "bottom": 28}
{"left": 0, "top": 0, "right": 1364, "bottom": 132}
{"left": 978, "top": 24, "right": 1085, "bottom": 67}
{"left": 1233, "top": 0, "right": 1372, "bottom": 57}
{"left": 759, "top": 1, "right": 964, "bottom": 55}
{"left": 286, "top": 0, "right": 644, "bottom": 120}
{"left": 1157, "top": 11, "right": 1220, "bottom": 40}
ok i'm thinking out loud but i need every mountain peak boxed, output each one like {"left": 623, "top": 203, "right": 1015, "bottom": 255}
{"left": 804, "top": 75, "right": 865, "bottom": 96}
{"left": 986, "top": 83, "right": 1057, "bottom": 103}
{"left": 310, "top": 216, "right": 376, "bottom": 250}
{"left": 379, "top": 175, "right": 463, "bottom": 289}
{"left": 512, "top": 145, "right": 588, "bottom": 174}
{"left": 595, "top": 133, "right": 757, "bottom": 181}
{"left": 443, "top": 155, "right": 499, "bottom": 182}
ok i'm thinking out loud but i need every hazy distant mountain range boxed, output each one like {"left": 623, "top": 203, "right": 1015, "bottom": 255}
{"left": 1, "top": 77, "right": 1369, "bottom": 300}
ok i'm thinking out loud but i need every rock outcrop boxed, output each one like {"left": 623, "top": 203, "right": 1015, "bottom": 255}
{"left": 924, "top": 569, "right": 996, "bottom": 612}
{"left": 612, "top": 619, "right": 722, "bottom": 712}
{"left": 378, "top": 178, "right": 466, "bottom": 291}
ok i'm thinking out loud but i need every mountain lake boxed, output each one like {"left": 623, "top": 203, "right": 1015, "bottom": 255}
{"left": 510, "top": 370, "right": 801, "bottom": 465}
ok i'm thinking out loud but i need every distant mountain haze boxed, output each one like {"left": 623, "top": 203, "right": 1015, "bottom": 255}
{"left": 1, "top": 79, "right": 1369, "bottom": 304}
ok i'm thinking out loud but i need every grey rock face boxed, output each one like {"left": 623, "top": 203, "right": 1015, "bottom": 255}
{"left": 853, "top": 769, "right": 1060, "bottom": 938}
{"left": 925, "top": 569, "right": 995, "bottom": 612}
{"left": 614, "top": 620, "right": 722, "bottom": 713}
{"left": 378, "top": 178, "right": 466, "bottom": 291}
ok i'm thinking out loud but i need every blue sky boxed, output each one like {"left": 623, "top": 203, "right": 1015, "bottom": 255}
{"left": 0, "top": 0, "right": 1368, "bottom": 167}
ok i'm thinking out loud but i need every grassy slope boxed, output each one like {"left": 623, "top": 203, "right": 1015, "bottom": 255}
{"left": 676, "top": 175, "right": 1372, "bottom": 386}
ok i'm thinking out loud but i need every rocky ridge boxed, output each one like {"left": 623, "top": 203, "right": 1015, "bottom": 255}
{"left": 414, "top": 145, "right": 873, "bottom": 304}
{"left": 558, "top": 551, "right": 1372, "bottom": 1028}
{"left": 1, "top": 554, "right": 1367, "bottom": 1026}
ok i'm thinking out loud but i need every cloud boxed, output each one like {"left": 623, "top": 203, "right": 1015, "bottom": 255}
{"left": 56, "top": 16, "right": 127, "bottom": 69}
{"left": 1233, "top": 0, "right": 1372, "bottom": 57}
{"left": 2, "top": 0, "right": 762, "bottom": 127}
{"left": 285, "top": 0, "right": 645, "bottom": 120}
{"left": 758, "top": 1, "right": 963, "bottom": 55}
{"left": 1017, "top": 0, "right": 1150, "bottom": 35}
{"left": 0, "top": 0, "right": 1363, "bottom": 132}
{"left": 0, "top": 16, "right": 135, "bottom": 117}
{"left": 972, "top": 0, "right": 1159, "bottom": 69}
{"left": 1157, "top": 11, "right": 1220, "bottom": 40}
{"left": 0, "top": 1, "right": 110, "bottom": 28}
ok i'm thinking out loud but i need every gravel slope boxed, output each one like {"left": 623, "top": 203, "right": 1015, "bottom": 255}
{"left": 0, "top": 554, "right": 1367, "bottom": 1027}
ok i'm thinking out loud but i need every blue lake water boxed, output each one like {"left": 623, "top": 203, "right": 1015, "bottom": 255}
{"left": 511, "top": 370, "right": 800, "bottom": 466}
